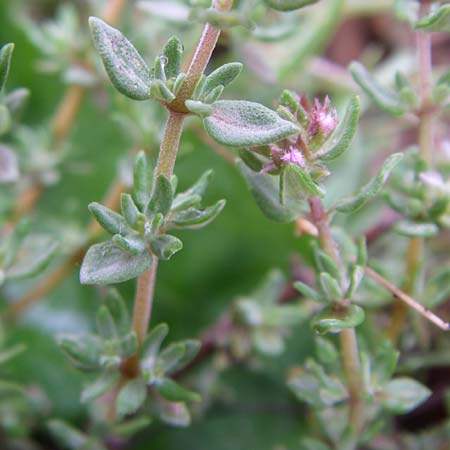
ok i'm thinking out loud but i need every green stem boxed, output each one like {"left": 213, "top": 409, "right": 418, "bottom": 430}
{"left": 308, "top": 196, "right": 363, "bottom": 436}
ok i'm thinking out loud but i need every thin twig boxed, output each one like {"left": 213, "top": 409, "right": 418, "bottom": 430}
{"left": 365, "top": 266, "right": 449, "bottom": 331}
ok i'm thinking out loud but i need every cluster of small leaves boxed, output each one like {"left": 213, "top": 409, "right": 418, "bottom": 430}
{"left": 231, "top": 270, "right": 308, "bottom": 356}
{"left": 20, "top": 3, "right": 95, "bottom": 86}
{"left": 90, "top": 17, "right": 187, "bottom": 103}
{"left": 288, "top": 337, "right": 431, "bottom": 448}
{"left": 80, "top": 151, "right": 225, "bottom": 285}
{"left": 58, "top": 290, "right": 201, "bottom": 423}
{"left": 294, "top": 234, "right": 367, "bottom": 335}
{"left": 386, "top": 150, "right": 450, "bottom": 238}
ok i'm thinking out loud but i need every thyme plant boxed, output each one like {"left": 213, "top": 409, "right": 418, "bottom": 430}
{"left": 0, "top": 0, "right": 449, "bottom": 449}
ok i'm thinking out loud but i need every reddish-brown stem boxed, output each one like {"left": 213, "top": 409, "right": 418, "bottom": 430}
{"left": 168, "top": 0, "right": 231, "bottom": 113}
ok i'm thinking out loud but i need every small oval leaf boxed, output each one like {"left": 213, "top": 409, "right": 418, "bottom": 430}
{"left": 80, "top": 241, "right": 152, "bottom": 285}
{"left": 89, "top": 17, "right": 152, "bottom": 100}
{"left": 349, "top": 62, "right": 406, "bottom": 116}
{"left": 335, "top": 153, "right": 403, "bottom": 213}
{"left": 264, "top": 0, "right": 319, "bottom": 11}
{"left": 204, "top": 100, "right": 299, "bottom": 147}
{"left": 312, "top": 304, "right": 365, "bottom": 334}
{"left": 315, "top": 95, "right": 360, "bottom": 161}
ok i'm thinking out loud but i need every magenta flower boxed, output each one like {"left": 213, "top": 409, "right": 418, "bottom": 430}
{"left": 280, "top": 145, "right": 305, "bottom": 166}
{"left": 307, "top": 96, "right": 337, "bottom": 138}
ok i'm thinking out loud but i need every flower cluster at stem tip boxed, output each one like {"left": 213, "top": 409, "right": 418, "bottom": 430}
{"left": 263, "top": 94, "right": 337, "bottom": 173}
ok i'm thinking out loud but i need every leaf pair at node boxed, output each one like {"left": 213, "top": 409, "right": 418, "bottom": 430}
{"left": 294, "top": 236, "right": 367, "bottom": 334}
{"left": 80, "top": 151, "right": 225, "bottom": 285}
{"left": 89, "top": 17, "right": 184, "bottom": 103}
{"left": 385, "top": 150, "right": 449, "bottom": 238}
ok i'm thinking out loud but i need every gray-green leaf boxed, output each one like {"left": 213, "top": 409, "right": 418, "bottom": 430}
{"left": 202, "top": 62, "right": 243, "bottom": 97}
{"left": 312, "top": 304, "right": 365, "bottom": 334}
{"left": 170, "top": 200, "right": 226, "bottom": 229}
{"left": 315, "top": 95, "right": 360, "bottom": 161}
{"left": 280, "top": 163, "right": 324, "bottom": 204}
{"left": 150, "top": 234, "right": 183, "bottom": 260}
{"left": 349, "top": 62, "right": 406, "bottom": 116}
{"left": 116, "top": 378, "right": 147, "bottom": 417}
{"left": 161, "top": 36, "right": 183, "bottom": 79}
{"left": 89, "top": 202, "right": 128, "bottom": 235}
{"left": 0, "top": 43, "right": 14, "bottom": 92}
{"left": 264, "top": 0, "right": 319, "bottom": 12}
{"left": 415, "top": 4, "right": 450, "bottom": 32}
{"left": 335, "top": 153, "right": 403, "bottom": 213}
{"left": 204, "top": 100, "right": 299, "bottom": 147}
{"left": 155, "top": 377, "right": 201, "bottom": 402}
{"left": 238, "top": 161, "right": 304, "bottom": 222}
{"left": 378, "top": 377, "right": 431, "bottom": 414}
{"left": 89, "top": 17, "right": 152, "bottom": 100}
{"left": 80, "top": 241, "right": 152, "bottom": 284}
{"left": 81, "top": 370, "right": 119, "bottom": 404}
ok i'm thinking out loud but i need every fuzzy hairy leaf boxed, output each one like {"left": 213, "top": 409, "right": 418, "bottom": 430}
{"left": 80, "top": 241, "right": 152, "bottom": 284}
{"left": 0, "top": 43, "right": 14, "bottom": 92}
{"left": 150, "top": 234, "right": 183, "bottom": 260}
{"left": 315, "top": 95, "right": 360, "bottom": 161}
{"left": 5, "top": 235, "right": 58, "bottom": 281}
{"left": 394, "top": 220, "right": 439, "bottom": 238}
{"left": 58, "top": 334, "right": 103, "bottom": 371}
{"left": 81, "top": 370, "right": 120, "bottom": 404}
{"left": 335, "top": 153, "right": 403, "bottom": 213}
{"left": 89, "top": 202, "right": 128, "bottom": 235}
{"left": 415, "top": 4, "right": 450, "bottom": 32}
{"left": 89, "top": 17, "right": 152, "bottom": 100}
{"left": 264, "top": 0, "right": 319, "bottom": 11}
{"left": 312, "top": 304, "right": 365, "bottom": 334}
{"left": 171, "top": 200, "right": 226, "bottom": 229}
{"left": 146, "top": 175, "right": 174, "bottom": 216}
{"left": 378, "top": 378, "right": 431, "bottom": 414}
{"left": 116, "top": 378, "right": 147, "bottom": 417}
{"left": 238, "top": 161, "right": 304, "bottom": 222}
{"left": 202, "top": 62, "right": 243, "bottom": 97}
{"left": 141, "top": 323, "right": 169, "bottom": 363}
{"left": 161, "top": 36, "right": 183, "bottom": 79}
{"left": 155, "top": 378, "right": 201, "bottom": 403}
{"left": 280, "top": 164, "right": 324, "bottom": 204}
{"left": 133, "top": 151, "right": 153, "bottom": 211}
{"left": 349, "top": 62, "right": 406, "bottom": 116}
{"left": 204, "top": 100, "right": 299, "bottom": 146}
